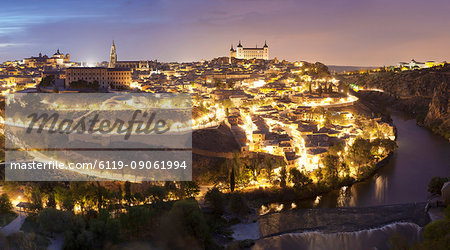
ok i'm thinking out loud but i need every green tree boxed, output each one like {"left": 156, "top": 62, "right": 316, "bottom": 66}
{"left": 413, "top": 206, "right": 450, "bottom": 249}
{"left": 54, "top": 186, "right": 74, "bottom": 211}
{"left": 146, "top": 185, "right": 168, "bottom": 203}
{"left": 322, "top": 154, "right": 340, "bottom": 186}
{"left": 124, "top": 181, "right": 133, "bottom": 206}
{"left": 280, "top": 166, "right": 287, "bottom": 188}
{"left": 70, "top": 182, "right": 92, "bottom": 214}
{"left": 265, "top": 158, "right": 274, "bottom": 181}
{"left": 204, "top": 188, "right": 225, "bottom": 215}
{"left": 46, "top": 194, "right": 56, "bottom": 209}
{"left": 38, "top": 208, "right": 68, "bottom": 233}
{"left": 26, "top": 185, "right": 43, "bottom": 211}
{"left": 328, "top": 141, "right": 345, "bottom": 156}
{"left": 159, "top": 199, "right": 212, "bottom": 249}
{"left": 90, "top": 217, "right": 121, "bottom": 244}
{"left": 183, "top": 181, "right": 200, "bottom": 198}
{"left": 0, "top": 194, "right": 13, "bottom": 213}
{"left": 289, "top": 168, "right": 312, "bottom": 190}
{"left": 63, "top": 229, "right": 91, "bottom": 250}
{"left": 312, "top": 167, "right": 324, "bottom": 183}
{"left": 228, "top": 193, "right": 250, "bottom": 216}
{"left": 230, "top": 167, "right": 235, "bottom": 192}
{"left": 347, "top": 138, "right": 373, "bottom": 177}
{"left": 4, "top": 232, "right": 43, "bottom": 249}
{"left": 94, "top": 182, "right": 109, "bottom": 211}
{"left": 236, "top": 168, "right": 253, "bottom": 186}
{"left": 340, "top": 162, "right": 350, "bottom": 178}
{"left": 39, "top": 75, "right": 55, "bottom": 87}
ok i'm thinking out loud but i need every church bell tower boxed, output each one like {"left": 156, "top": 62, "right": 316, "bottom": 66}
{"left": 108, "top": 40, "right": 117, "bottom": 68}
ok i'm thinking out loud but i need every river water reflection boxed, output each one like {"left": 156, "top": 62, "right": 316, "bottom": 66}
{"left": 315, "top": 112, "right": 450, "bottom": 208}
{"left": 255, "top": 112, "right": 450, "bottom": 249}
{"left": 262, "top": 113, "right": 450, "bottom": 212}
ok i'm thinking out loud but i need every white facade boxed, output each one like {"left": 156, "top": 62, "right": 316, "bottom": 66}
{"left": 230, "top": 41, "right": 269, "bottom": 60}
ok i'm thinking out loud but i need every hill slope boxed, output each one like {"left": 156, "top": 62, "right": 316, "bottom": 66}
{"left": 339, "top": 65, "right": 450, "bottom": 140}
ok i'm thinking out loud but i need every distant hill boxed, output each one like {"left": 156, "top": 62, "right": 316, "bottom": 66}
{"left": 327, "top": 65, "right": 378, "bottom": 73}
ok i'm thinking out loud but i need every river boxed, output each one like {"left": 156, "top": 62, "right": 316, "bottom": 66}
{"left": 252, "top": 113, "right": 449, "bottom": 249}
{"left": 314, "top": 112, "right": 450, "bottom": 208}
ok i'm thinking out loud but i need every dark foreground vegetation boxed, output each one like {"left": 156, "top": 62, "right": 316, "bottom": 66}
{"left": 0, "top": 180, "right": 257, "bottom": 250}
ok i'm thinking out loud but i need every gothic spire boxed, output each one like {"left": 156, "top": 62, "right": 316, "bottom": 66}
{"left": 109, "top": 40, "right": 117, "bottom": 68}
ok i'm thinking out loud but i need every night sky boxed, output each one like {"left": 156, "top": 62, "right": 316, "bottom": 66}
{"left": 1, "top": 0, "right": 450, "bottom": 66}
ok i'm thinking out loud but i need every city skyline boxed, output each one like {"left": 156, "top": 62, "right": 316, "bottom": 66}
{"left": 1, "top": 0, "right": 450, "bottom": 66}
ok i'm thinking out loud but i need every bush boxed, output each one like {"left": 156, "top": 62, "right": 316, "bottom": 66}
{"left": 159, "top": 199, "right": 212, "bottom": 249}
{"left": 204, "top": 188, "right": 225, "bottom": 215}
{"left": 422, "top": 220, "right": 450, "bottom": 241}
{"left": 63, "top": 229, "right": 91, "bottom": 250}
{"left": 0, "top": 194, "right": 13, "bottom": 214}
{"left": 183, "top": 181, "right": 200, "bottom": 198}
{"left": 39, "top": 75, "right": 55, "bottom": 87}
{"left": 228, "top": 193, "right": 250, "bottom": 216}
{"left": 0, "top": 213, "right": 17, "bottom": 227}
{"left": 428, "top": 177, "right": 450, "bottom": 195}
{"left": 104, "top": 219, "right": 121, "bottom": 243}
{"left": 5, "top": 231, "right": 49, "bottom": 250}
{"left": 37, "top": 208, "right": 71, "bottom": 233}
{"left": 37, "top": 208, "right": 85, "bottom": 236}
{"left": 413, "top": 205, "right": 450, "bottom": 249}
{"left": 21, "top": 215, "right": 41, "bottom": 234}
{"left": 120, "top": 205, "right": 156, "bottom": 237}
{"left": 89, "top": 218, "right": 121, "bottom": 244}
{"left": 289, "top": 168, "right": 312, "bottom": 190}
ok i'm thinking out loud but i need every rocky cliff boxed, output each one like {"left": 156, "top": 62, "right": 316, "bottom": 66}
{"left": 339, "top": 64, "right": 450, "bottom": 140}
{"left": 424, "top": 81, "right": 450, "bottom": 139}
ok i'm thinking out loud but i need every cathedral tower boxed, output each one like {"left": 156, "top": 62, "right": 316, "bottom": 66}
{"left": 108, "top": 40, "right": 117, "bottom": 68}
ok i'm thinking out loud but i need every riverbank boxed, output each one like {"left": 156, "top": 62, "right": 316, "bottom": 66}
{"left": 314, "top": 112, "right": 450, "bottom": 208}
{"left": 340, "top": 66, "right": 450, "bottom": 141}
{"left": 238, "top": 152, "right": 395, "bottom": 213}
{"left": 232, "top": 109, "right": 449, "bottom": 231}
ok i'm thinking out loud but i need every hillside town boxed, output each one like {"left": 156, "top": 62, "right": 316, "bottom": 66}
{"left": 0, "top": 42, "right": 397, "bottom": 190}
{"left": 1, "top": 0, "right": 450, "bottom": 248}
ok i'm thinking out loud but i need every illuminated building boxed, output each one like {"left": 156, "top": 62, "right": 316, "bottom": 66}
{"left": 23, "top": 49, "right": 72, "bottom": 68}
{"left": 108, "top": 40, "right": 117, "bottom": 68}
{"left": 66, "top": 67, "right": 131, "bottom": 89}
{"left": 230, "top": 41, "right": 269, "bottom": 60}
{"left": 397, "top": 59, "right": 425, "bottom": 70}
{"left": 108, "top": 40, "right": 155, "bottom": 70}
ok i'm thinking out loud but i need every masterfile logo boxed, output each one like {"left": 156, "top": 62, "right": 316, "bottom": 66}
{"left": 4, "top": 93, "right": 193, "bottom": 181}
